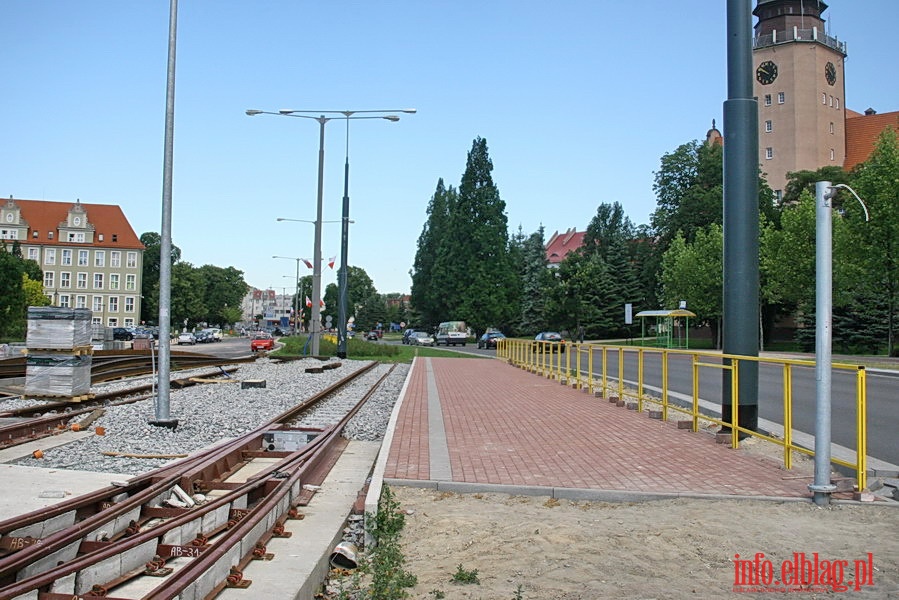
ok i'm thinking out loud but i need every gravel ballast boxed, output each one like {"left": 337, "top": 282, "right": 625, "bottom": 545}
{"left": 8, "top": 358, "right": 409, "bottom": 475}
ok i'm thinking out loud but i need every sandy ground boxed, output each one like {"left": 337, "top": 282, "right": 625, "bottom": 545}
{"left": 390, "top": 486, "right": 899, "bottom": 599}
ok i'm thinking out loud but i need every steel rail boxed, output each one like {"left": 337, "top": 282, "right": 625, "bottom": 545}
{"left": 0, "top": 362, "right": 376, "bottom": 589}
{"left": 0, "top": 362, "right": 389, "bottom": 599}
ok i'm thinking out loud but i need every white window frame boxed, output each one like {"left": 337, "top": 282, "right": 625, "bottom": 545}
{"left": 75, "top": 295, "right": 87, "bottom": 309}
{"left": 765, "top": 147, "right": 774, "bottom": 159}
{"left": 111, "top": 251, "right": 121, "bottom": 268}
{"left": 77, "top": 272, "right": 88, "bottom": 289}
{"left": 92, "top": 297, "right": 103, "bottom": 313}
{"left": 777, "top": 92, "right": 785, "bottom": 104}
{"left": 44, "top": 248, "right": 56, "bottom": 265}
{"left": 78, "top": 250, "right": 89, "bottom": 266}
{"left": 60, "top": 272, "right": 71, "bottom": 288}
{"left": 93, "top": 273, "right": 104, "bottom": 289}
{"left": 126, "top": 252, "right": 138, "bottom": 268}
{"left": 125, "top": 297, "right": 135, "bottom": 312}
{"left": 110, "top": 273, "right": 120, "bottom": 290}
{"left": 44, "top": 272, "right": 54, "bottom": 287}
{"left": 126, "top": 274, "right": 137, "bottom": 291}
{"left": 764, "top": 94, "right": 772, "bottom": 106}
{"left": 61, "top": 249, "right": 72, "bottom": 266}
{"left": 58, "top": 294, "right": 71, "bottom": 308}
{"left": 764, "top": 120, "right": 773, "bottom": 133}
{"left": 94, "top": 251, "right": 105, "bottom": 267}
{"left": 108, "top": 297, "right": 119, "bottom": 313}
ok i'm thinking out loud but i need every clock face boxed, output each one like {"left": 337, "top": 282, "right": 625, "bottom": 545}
{"left": 73, "top": 216, "right": 82, "bottom": 226}
{"left": 5, "top": 213, "right": 12, "bottom": 223}
{"left": 825, "top": 62, "right": 837, "bottom": 86}
{"left": 756, "top": 60, "right": 778, "bottom": 85}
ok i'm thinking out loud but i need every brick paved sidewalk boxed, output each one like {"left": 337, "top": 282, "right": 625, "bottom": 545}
{"left": 384, "top": 357, "right": 812, "bottom": 499}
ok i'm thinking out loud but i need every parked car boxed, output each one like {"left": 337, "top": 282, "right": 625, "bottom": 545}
{"left": 534, "top": 331, "right": 565, "bottom": 352}
{"left": 410, "top": 331, "right": 435, "bottom": 347}
{"left": 194, "top": 330, "right": 213, "bottom": 343}
{"left": 402, "top": 329, "right": 417, "bottom": 344}
{"left": 478, "top": 331, "right": 506, "bottom": 349}
{"left": 112, "top": 327, "right": 134, "bottom": 341}
{"left": 177, "top": 332, "right": 197, "bottom": 345}
{"left": 366, "top": 331, "right": 380, "bottom": 341}
{"left": 250, "top": 332, "right": 275, "bottom": 352}
{"left": 203, "top": 328, "right": 223, "bottom": 342}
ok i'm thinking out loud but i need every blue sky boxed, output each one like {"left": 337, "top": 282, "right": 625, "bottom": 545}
{"left": 4, "top": 1, "right": 897, "bottom": 294}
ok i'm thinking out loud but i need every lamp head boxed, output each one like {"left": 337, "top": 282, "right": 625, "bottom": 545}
{"left": 245, "top": 109, "right": 263, "bottom": 116}
{"left": 384, "top": 115, "right": 400, "bottom": 122}
{"left": 278, "top": 109, "right": 295, "bottom": 115}
{"left": 402, "top": 108, "right": 417, "bottom": 114}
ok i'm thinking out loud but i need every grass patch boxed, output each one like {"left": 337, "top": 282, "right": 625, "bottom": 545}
{"left": 271, "top": 335, "right": 484, "bottom": 363}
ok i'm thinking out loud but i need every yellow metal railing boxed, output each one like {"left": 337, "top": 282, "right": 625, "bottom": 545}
{"left": 497, "top": 338, "right": 869, "bottom": 489}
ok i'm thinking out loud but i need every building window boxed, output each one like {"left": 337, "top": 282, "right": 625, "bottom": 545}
{"left": 829, "top": 95, "right": 833, "bottom": 107}
{"left": 111, "top": 251, "right": 121, "bottom": 268}
{"left": 44, "top": 272, "right": 54, "bottom": 287}
{"left": 92, "top": 297, "right": 103, "bottom": 313}
{"left": 765, "top": 147, "right": 774, "bottom": 159}
{"left": 109, "top": 274, "right": 120, "bottom": 290}
{"left": 93, "top": 273, "right": 104, "bottom": 289}
{"left": 124, "top": 318, "right": 135, "bottom": 327}
{"left": 67, "top": 232, "right": 85, "bottom": 242}
{"left": 94, "top": 251, "right": 105, "bottom": 267}
{"left": 107, "top": 317, "right": 118, "bottom": 327}
{"left": 764, "top": 94, "right": 772, "bottom": 106}
{"left": 28, "top": 248, "right": 38, "bottom": 261}
{"left": 777, "top": 92, "right": 785, "bottom": 104}
{"left": 61, "top": 249, "right": 72, "bottom": 266}
{"left": 830, "top": 122, "right": 834, "bottom": 134}
{"left": 75, "top": 295, "right": 87, "bottom": 309}
{"left": 822, "top": 93, "right": 827, "bottom": 104}
{"left": 125, "top": 297, "right": 135, "bottom": 312}
{"left": 126, "top": 252, "right": 138, "bottom": 269}
{"left": 108, "top": 297, "right": 119, "bottom": 313}
{"left": 835, "top": 98, "right": 840, "bottom": 109}
{"left": 60, "top": 272, "right": 71, "bottom": 288}
{"left": 126, "top": 274, "right": 136, "bottom": 291}
{"left": 77, "top": 272, "right": 88, "bottom": 289}
{"left": 774, "top": 190, "right": 783, "bottom": 204}
{"left": 830, "top": 148, "right": 835, "bottom": 160}
{"left": 765, "top": 120, "right": 773, "bottom": 133}
{"left": 44, "top": 248, "right": 56, "bottom": 265}
{"left": 58, "top": 295, "right": 70, "bottom": 308}
{"left": 78, "top": 250, "right": 89, "bottom": 266}
{"left": 0, "top": 229, "right": 18, "bottom": 240}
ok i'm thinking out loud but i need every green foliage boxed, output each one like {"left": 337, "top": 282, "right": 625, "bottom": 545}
{"left": 659, "top": 225, "right": 723, "bottom": 345}
{"left": 451, "top": 564, "right": 480, "bottom": 585}
{"left": 0, "top": 245, "right": 27, "bottom": 339}
{"left": 366, "top": 486, "right": 418, "bottom": 599}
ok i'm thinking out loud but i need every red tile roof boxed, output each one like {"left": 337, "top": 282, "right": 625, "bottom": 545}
{"left": 845, "top": 110, "right": 899, "bottom": 172}
{"left": 8, "top": 198, "right": 144, "bottom": 249}
{"left": 545, "top": 228, "right": 586, "bottom": 265}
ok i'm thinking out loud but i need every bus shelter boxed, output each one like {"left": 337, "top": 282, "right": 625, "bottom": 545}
{"left": 635, "top": 309, "right": 697, "bottom": 348}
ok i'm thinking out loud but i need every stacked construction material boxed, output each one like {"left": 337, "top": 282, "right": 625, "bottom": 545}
{"left": 24, "top": 307, "right": 93, "bottom": 398}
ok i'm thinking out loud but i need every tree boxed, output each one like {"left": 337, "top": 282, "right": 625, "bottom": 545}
{"left": 139, "top": 232, "right": 181, "bottom": 324}
{"left": 435, "top": 137, "right": 518, "bottom": 335}
{"left": 195, "top": 264, "right": 248, "bottom": 326}
{"left": 516, "top": 227, "right": 553, "bottom": 335}
{"left": 410, "top": 179, "right": 454, "bottom": 327}
{"left": 0, "top": 245, "right": 26, "bottom": 339}
{"left": 169, "top": 262, "right": 205, "bottom": 330}
{"left": 839, "top": 127, "right": 899, "bottom": 355}
{"left": 659, "top": 225, "right": 723, "bottom": 346}
{"left": 583, "top": 202, "right": 635, "bottom": 259}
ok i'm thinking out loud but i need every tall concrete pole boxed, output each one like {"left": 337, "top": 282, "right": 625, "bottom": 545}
{"left": 722, "top": 0, "right": 759, "bottom": 433}
{"left": 151, "top": 0, "right": 179, "bottom": 429}
{"left": 310, "top": 117, "right": 325, "bottom": 356}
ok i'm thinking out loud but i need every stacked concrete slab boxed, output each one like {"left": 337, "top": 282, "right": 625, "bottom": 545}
{"left": 25, "top": 307, "right": 93, "bottom": 398}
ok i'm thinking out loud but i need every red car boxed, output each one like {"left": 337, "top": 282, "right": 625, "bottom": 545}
{"left": 250, "top": 333, "right": 275, "bottom": 352}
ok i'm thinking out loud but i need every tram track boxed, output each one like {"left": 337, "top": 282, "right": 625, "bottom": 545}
{"left": 0, "top": 360, "right": 392, "bottom": 599}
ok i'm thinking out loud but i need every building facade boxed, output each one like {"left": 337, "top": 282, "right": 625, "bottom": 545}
{"left": 753, "top": 0, "right": 848, "bottom": 200}
{"left": 1, "top": 197, "right": 145, "bottom": 327}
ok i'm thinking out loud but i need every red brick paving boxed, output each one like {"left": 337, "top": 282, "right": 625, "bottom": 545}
{"left": 384, "top": 357, "right": 812, "bottom": 498}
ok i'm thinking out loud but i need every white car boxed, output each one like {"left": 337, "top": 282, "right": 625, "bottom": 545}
{"left": 203, "top": 328, "right": 223, "bottom": 342}
{"left": 177, "top": 332, "right": 196, "bottom": 345}
{"left": 410, "top": 332, "right": 436, "bottom": 347}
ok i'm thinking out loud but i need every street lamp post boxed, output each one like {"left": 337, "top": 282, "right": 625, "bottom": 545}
{"left": 247, "top": 107, "right": 414, "bottom": 357}
{"left": 273, "top": 256, "right": 302, "bottom": 334}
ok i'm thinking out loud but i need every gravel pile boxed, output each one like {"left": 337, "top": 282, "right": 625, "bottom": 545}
{"left": 10, "top": 358, "right": 409, "bottom": 476}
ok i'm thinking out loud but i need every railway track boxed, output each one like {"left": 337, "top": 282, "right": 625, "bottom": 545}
{"left": 0, "top": 360, "right": 391, "bottom": 599}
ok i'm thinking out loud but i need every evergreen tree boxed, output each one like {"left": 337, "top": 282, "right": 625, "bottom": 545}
{"left": 517, "top": 227, "right": 552, "bottom": 335}
{"left": 410, "top": 179, "right": 454, "bottom": 328}
{"left": 0, "top": 245, "right": 27, "bottom": 339}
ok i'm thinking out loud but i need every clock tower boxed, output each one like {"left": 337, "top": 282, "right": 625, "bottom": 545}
{"left": 753, "top": 0, "right": 847, "bottom": 200}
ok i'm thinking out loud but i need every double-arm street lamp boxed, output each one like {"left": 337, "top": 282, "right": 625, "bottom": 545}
{"left": 247, "top": 107, "right": 414, "bottom": 357}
